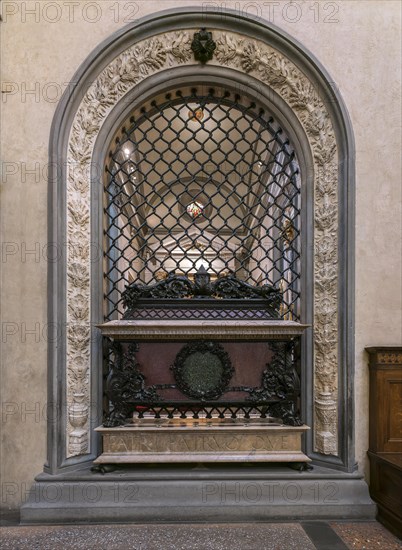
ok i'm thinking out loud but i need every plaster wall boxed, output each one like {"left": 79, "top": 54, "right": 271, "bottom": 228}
{"left": 1, "top": 0, "right": 401, "bottom": 508}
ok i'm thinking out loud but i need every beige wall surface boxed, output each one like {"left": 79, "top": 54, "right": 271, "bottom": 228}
{"left": 1, "top": 0, "right": 401, "bottom": 508}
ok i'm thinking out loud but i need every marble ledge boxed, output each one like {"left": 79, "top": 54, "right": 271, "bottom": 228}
{"left": 96, "top": 320, "right": 310, "bottom": 340}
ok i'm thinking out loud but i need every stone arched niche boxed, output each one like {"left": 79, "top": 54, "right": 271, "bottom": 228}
{"left": 47, "top": 8, "right": 355, "bottom": 473}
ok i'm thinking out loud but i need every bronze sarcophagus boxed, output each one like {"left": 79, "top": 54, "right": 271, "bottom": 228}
{"left": 95, "top": 268, "right": 310, "bottom": 465}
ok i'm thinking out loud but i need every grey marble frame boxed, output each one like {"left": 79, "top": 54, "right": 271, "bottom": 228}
{"left": 46, "top": 7, "right": 355, "bottom": 474}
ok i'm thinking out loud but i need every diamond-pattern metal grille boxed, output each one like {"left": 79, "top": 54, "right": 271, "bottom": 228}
{"left": 104, "top": 87, "right": 301, "bottom": 319}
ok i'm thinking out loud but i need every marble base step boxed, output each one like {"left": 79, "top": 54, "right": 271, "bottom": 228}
{"left": 20, "top": 465, "right": 376, "bottom": 524}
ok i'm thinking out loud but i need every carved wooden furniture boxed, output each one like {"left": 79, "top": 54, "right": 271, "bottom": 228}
{"left": 366, "top": 347, "right": 402, "bottom": 538}
{"left": 95, "top": 270, "right": 310, "bottom": 466}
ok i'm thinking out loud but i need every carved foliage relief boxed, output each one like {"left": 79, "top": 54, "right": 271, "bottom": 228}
{"left": 66, "top": 30, "right": 338, "bottom": 457}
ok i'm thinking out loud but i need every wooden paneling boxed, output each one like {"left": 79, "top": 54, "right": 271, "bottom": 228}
{"left": 367, "top": 451, "right": 402, "bottom": 537}
{"left": 366, "top": 347, "right": 402, "bottom": 538}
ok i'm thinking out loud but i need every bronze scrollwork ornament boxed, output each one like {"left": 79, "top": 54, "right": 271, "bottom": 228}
{"left": 191, "top": 28, "right": 216, "bottom": 64}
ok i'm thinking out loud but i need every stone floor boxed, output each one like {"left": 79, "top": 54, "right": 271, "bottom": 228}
{"left": 0, "top": 514, "right": 401, "bottom": 550}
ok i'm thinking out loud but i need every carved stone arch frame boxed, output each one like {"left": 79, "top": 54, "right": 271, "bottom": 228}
{"left": 46, "top": 8, "right": 355, "bottom": 474}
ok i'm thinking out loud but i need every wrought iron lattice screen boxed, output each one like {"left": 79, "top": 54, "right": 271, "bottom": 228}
{"left": 104, "top": 87, "right": 301, "bottom": 319}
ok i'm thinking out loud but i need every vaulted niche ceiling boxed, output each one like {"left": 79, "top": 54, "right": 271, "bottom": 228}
{"left": 105, "top": 86, "right": 301, "bottom": 319}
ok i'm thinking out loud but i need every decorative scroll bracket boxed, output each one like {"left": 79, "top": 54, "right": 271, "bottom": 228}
{"left": 248, "top": 341, "right": 302, "bottom": 426}
{"left": 104, "top": 342, "right": 162, "bottom": 427}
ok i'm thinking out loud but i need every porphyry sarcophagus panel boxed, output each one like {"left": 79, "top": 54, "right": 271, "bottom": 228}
{"left": 95, "top": 422, "right": 310, "bottom": 464}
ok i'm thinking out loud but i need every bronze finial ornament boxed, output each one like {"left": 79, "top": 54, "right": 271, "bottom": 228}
{"left": 191, "top": 28, "right": 216, "bottom": 64}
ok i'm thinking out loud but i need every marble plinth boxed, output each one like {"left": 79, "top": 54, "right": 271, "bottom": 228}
{"left": 94, "top": 419, "right": 310, "bottom": 464}
{"left": 19, "top": 465, "right": 376, "bottom": 523}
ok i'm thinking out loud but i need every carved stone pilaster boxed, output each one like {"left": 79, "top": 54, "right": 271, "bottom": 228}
{"left": 65, "top": 29, "right": 339, "bottom": 458}
{"left": 315, "top": 391, "right": 338, "bottom": 455}
{"left": 68, "top": 392, "right": 89, "bottom": 455}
